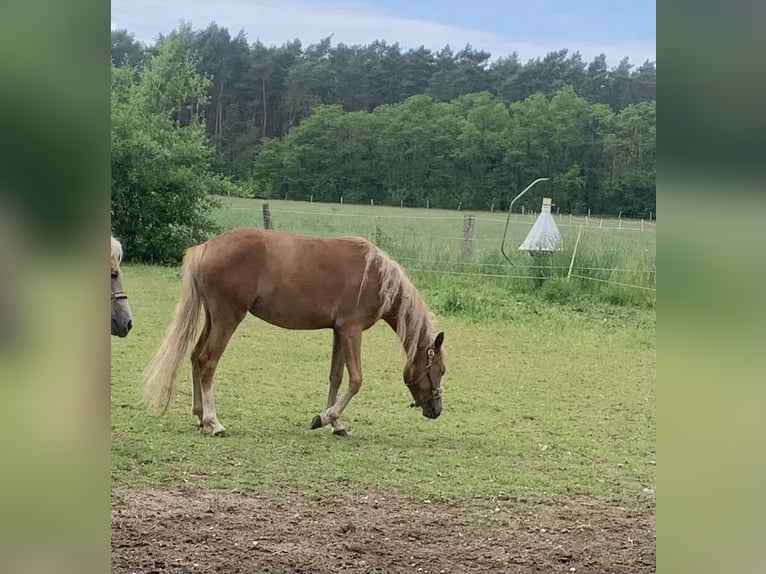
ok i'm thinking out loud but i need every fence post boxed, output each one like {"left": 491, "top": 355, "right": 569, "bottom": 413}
{"left": 262, "top": 203, "right": 272, "bottom": 230}
{"left": 567, "top": 226, "right": 583, "bottom": 281}
{"left": 371, "top": 198, "right": 374, "bottom": 206}
{"left": 490, "top": 202, "right": 494, "bottom": 212}
{"left": 461, "top": 214, "right": 475, "bottom": 258}
{"left": 340, "top": 196, "right": 343, "bottom": 205}
{"left": 426, "top": 199, "right": 429, "bottom": 209}
{"left": 310, "top": 194, "right": 313, "bottom": 203}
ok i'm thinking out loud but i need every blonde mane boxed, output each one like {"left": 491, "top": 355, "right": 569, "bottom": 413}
{"left": 111, "top": 235, "right": 123, "bottom": 266}
{"left": 358, "top": 241, "right": 435, "bottom": 364}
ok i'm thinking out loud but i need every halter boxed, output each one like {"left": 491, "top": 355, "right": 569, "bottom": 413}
{"left": 405, "top": 347, "right": 442, "bottom": 408}
{"left": 111, "top": 269, "right": 128, "bottom": 301}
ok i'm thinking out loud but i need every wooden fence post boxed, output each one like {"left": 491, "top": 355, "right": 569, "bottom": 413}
{"left": 461, "top": 214, "right": 475, "bottom": 257}
{"left": 262, "top": 203, "right": 272, "bottom": 230}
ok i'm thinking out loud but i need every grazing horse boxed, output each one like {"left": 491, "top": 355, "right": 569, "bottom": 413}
{"left": 142, "top": 227, "right": 446, "bottom": 436}
{"left": 111, "top": 236, "right": 133, "bottom": 337}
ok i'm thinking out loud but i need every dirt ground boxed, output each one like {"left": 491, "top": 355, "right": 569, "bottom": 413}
{"left": 111, "top": 486, "right": 654, "bottom": 573}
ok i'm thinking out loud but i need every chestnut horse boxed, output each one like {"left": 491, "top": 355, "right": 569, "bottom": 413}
{"left": 142, "top": 227, "right": 446, "bottom": 436}
{"left": 111, "top": 236, "right": 133, "bottom": 337}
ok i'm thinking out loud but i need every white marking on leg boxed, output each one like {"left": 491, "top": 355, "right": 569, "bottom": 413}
{"left": 202, "top": 385, "right": 226, "bottom": 436}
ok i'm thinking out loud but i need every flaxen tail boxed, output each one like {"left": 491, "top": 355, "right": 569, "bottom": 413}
{"left": 142, "top": 244, "right": 206, "bottom": 414}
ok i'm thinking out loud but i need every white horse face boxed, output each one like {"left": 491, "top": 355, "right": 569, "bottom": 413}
{"left": 111, "top": 237, "right": 132, "bottom": 337}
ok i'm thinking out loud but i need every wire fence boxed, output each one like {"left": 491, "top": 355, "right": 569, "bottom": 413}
{"left": 221, "top": 200, "right": 656, "bottom": 292}
{"left": 236, "top": 206, "right": 656, "bottom": 233}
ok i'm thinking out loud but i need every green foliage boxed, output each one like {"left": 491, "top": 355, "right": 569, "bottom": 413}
{"left": 111, "top": 25, "right": 656, "bottom": 216}
{"left": 111, "top": 24, "right": 245, "bottom": 263}
{"left": 372, "top": 222, "right": 393, "bottom": 250}
{"left": 251, "top": 89, "right": 655, "bottom": 216}
{"left": 111, "top": 29, "right": 148, "bottom": 67}
{"left": 539, "top": 278, "right": 580, "bottom": 304}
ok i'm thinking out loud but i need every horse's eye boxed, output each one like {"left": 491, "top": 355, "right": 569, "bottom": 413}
{"left": 441, "top": 367, "right": 446, "bottom": 376}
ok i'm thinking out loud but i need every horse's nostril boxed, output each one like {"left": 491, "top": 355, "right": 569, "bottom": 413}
{"left": 127, "top": 320, "right": 133, "bottom": 332}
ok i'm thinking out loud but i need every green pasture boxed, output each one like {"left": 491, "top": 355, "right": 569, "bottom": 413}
{"left": 111, "top": 262, "right": 655, "bottom": 504}
{"left": 213, "top": 197, "right": 656, "bottom": 308}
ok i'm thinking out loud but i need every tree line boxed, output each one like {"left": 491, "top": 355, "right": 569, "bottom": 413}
{"left": 112, "top": 24, "right": 656, "bottom": 184}
{"left": 252, "top": 91, "right": 655, "bottom": 215}
{"left": 111, "top": 23, "right": 655, "bottom": 261}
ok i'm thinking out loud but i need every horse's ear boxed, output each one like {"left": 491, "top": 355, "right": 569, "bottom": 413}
{"left": 434, "top": 332, "right": 444, "bottom": 351}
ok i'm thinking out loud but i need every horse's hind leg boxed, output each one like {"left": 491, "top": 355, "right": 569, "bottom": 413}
{"left": 324, "top": 329, "right": 347, "bottom": 436}
{"left": 191, "top": 307, "right": 212, "bottom": 427}
{"left": 198, "top": 311, "right": 244, "bottom": 436}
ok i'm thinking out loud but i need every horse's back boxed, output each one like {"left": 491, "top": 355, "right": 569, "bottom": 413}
{"left": 203, "top": 227, "right": 372, "bottom": 275}
{"left": 197, "top": 228, "right": 379, "bottom": 329}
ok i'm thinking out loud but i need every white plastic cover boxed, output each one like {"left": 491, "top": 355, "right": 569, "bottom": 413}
{"left": 518, "top": 200, "right": 563, "bottom": 252}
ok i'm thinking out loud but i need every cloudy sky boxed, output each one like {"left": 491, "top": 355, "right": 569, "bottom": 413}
{"left": 111, "top": 0, "right": 655, "bottom": 65}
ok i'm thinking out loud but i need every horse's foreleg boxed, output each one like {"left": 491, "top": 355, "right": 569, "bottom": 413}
{"left": 324, "top": 329, "right": 347, "bottom": 436}
{"left": 312, "top": 329, "right": 362, "bottom": 431}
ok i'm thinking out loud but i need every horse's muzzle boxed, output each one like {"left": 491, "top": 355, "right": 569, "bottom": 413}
{"left": 422, "top": 399, "right": 442, "bottom": 419}
{"left": 112, "top": 318, "right": 132, "bottom": 338}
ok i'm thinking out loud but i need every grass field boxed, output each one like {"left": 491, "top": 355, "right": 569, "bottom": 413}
{"left": 213, "top": 197, "right": 656, "bottom": 309}
{"left": 111, "top": 264, "right": 655, "bottom": 504}
{"left": 111, "top": 198, "right": 655, "bottom": 571}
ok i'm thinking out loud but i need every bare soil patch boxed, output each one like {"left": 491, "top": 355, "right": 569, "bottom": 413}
{"left": 112, "top": 486, "right": 654, "bottom": 573}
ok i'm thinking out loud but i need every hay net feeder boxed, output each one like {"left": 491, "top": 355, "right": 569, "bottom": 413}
{"left": 518, "top": 197, "right": 563, "bottom": 254}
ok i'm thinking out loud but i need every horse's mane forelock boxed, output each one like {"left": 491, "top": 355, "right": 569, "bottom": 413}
{"left": 111, "top": 235, "right": 123, "bottom": 265}
{"left": 358, "top": 241, "right": 435, "bottom": 364}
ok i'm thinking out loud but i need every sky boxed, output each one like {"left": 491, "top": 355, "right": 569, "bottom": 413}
{"left": 111, "top": 0, "right": 655, "bottom": 66}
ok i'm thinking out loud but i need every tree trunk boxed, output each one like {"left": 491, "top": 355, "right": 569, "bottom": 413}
{"left": 216, "top": 83, "right": 224, "bottom": 135}
{"left": 262, "top": 77, "right": 268, "bottom": 137}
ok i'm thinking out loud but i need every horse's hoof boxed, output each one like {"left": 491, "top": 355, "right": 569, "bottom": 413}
{"left": 332, "top": 429, "right": 348, "bottom": 438}
{"left": 310, "top": 415, "right": 323, "bottom": 430}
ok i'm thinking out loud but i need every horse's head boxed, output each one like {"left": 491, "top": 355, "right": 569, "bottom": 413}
{"left": 403, "top": 331, "right": 445, "bottom": 419}
{"left": 111, "top": 237, "right": 132, "bottom": 337}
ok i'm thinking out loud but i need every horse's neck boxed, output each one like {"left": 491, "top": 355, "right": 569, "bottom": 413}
{"left": 382, "top": 298, "right": 431, "bottom": 359}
